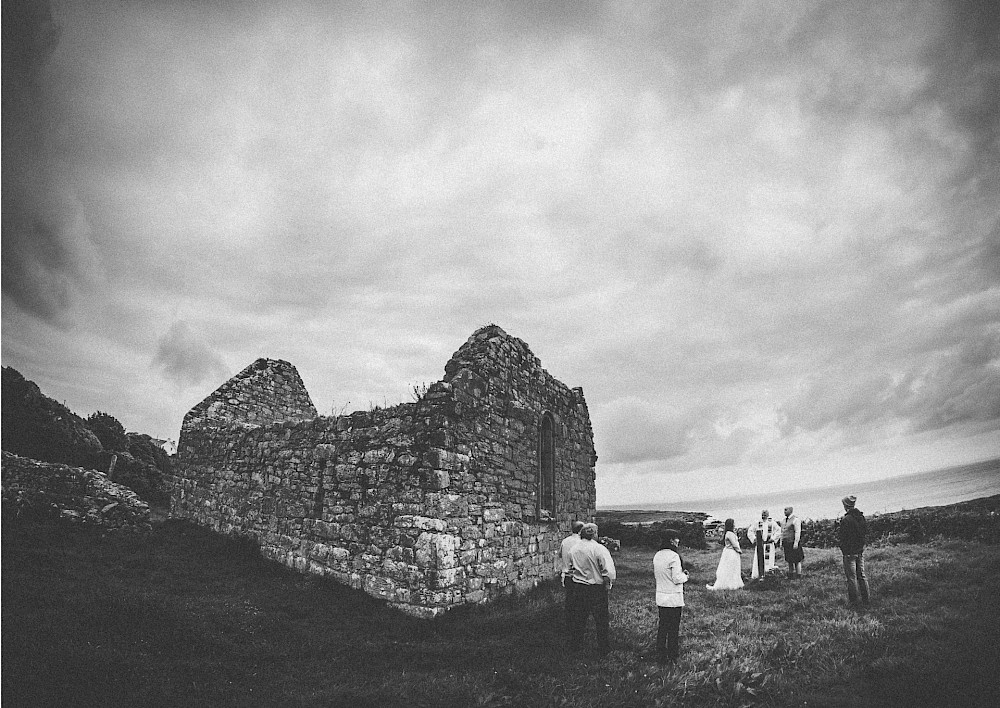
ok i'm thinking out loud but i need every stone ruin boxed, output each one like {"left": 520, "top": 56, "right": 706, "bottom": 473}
{"left": 2, "top": 451, "right": 151, "bottom": 531}
{"left": 169, "top": 325, "right": 597, "bottom": 617}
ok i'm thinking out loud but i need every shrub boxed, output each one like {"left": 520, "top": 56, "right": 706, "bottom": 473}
{"left": 85, "top": 412, "right": 129, "bottom": 452}
{"left": 2, "top": 369, "right": 172, "bottom": 507}
{"left": 599, "top": 520, "right": 707, "bottom": 549}
{"left": 799, "top": 496, "right": 1000, "bottom": 548}
{"left": 1, "top": 367, "right": 103, "bottom": 469}
{"left": 126, "top": 433, "right": 172, "bottom": 476}
{"left": 104, "top": 451, "right": 170, "bottom": 507}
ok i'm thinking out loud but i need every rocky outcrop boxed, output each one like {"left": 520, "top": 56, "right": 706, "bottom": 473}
{"left": 1, "top": 367, "right": 172, "bottom": 506}
{"left": 2, "top": 451, "right": 151, "bottom": 531}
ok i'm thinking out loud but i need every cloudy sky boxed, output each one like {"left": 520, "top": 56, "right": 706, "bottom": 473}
{"left": 4, "top": 0, "right": 999, "bottom": 506}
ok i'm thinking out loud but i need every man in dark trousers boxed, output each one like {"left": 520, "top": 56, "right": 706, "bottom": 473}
{"left": 652, "top": 529, "right": 689, "bottom": 664}
{"left": 782, "top": 506, "right": 804, "bottom": 579}
{"left": 559, "top": 520, "right": 584, "bottom": 633}
{"left": 567, "top": 523, "right": 616, "bottom": 654}
{"left": 838, "top": 495, "right": 871, "bottom": 607}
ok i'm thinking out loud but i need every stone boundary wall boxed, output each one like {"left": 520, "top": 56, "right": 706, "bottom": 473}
{"left": 170, "top": 326, "right": 597, "bottom": 617}
{"left": 2, "top": 451, "right": 151, "bottom": 530}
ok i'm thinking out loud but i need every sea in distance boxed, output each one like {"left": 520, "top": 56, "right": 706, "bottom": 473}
{"left": 601, "top": 457, "right": 1000, "bottom": 525}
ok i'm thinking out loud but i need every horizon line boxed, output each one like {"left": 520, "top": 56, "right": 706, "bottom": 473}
{"left": 597, "top": 455, "right": 1000, "bottom": 511}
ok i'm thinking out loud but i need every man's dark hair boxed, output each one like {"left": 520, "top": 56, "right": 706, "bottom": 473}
{"left": 659, "top": 529, "right": 681, "bottom": 549}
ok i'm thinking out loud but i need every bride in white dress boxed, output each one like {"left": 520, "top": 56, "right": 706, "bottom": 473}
{"left": 707, "top": 519, "right": 744, "bottom": 591}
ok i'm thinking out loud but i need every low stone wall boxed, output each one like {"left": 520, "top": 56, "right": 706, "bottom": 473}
{"left": 2, "top": 451, "right": 151, "bottom": 530}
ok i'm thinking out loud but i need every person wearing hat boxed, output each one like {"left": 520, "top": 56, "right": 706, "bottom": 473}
{"left": 567, "top": 522, "right": 617, "bottom": 654}
{"left": 838, "top": 495, "right": 871, "bottom": 607}
{"left": 652, "top": 529, "right": 689, "bottom": 664}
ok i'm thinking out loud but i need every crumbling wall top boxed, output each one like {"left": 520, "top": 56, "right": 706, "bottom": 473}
{"left": 443, "top": 324, "right": 584, "bottom": 407}
{"left": 181, "top": 358, "right": 317, "bottom": 430}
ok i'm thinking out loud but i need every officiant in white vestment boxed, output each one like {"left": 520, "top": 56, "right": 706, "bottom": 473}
{"left": 748, "top": 510, "right": 782, "bottom": 579}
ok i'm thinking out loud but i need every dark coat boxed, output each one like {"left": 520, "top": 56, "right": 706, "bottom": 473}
{"left": 838, "top": 508, "right": 867, "bottom": 555}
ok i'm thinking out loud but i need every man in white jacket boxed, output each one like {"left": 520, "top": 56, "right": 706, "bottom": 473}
{"left": 653, "top": 529, "right": 689, "bottom": 664}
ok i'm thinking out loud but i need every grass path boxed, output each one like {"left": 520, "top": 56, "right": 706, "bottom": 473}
{"left": 4, "top": 519, "right": 999, "bottom": 707}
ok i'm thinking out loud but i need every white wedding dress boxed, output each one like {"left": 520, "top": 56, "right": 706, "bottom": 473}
{"left": 707, "top": 531, "right": 745, "bottom": 591}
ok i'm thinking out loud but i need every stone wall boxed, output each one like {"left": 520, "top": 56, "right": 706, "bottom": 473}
{"left": 170, "top": 325, "right": 597, "bottom": 617}
{"left": 181, "top": 358, "right": 317, "bottom": 429}
{"left": 2, "top": 451, "right": 151, "bottom": 531}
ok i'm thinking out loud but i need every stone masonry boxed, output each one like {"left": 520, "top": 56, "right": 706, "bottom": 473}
{"left": 2, "top": 451, "right": 152, "bottom": 531}
{"left": 170, "top": 325, "right": 597, "bottom": 617}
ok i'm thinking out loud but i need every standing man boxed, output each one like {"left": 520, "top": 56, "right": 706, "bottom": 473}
{"left": 782, "top": 506, "right": 804, "bottom": 579}
{"left": 653, "top": 529, "right": 689, "bottom": 664}
{"left": 838, "top": 495, "right": 871, "bottom": 607}
{"left": 749, "top": 510, "right": 782, "bottom": 580}
{"left": 567, "top": 522, "right": 616, "bottom": 655}
{"left": 560, "top": 520, "right": 584, "bottom": 633}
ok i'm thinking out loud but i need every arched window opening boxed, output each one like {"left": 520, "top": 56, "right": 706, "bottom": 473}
{"left": 539, "top": 414, "right": 555, "bottom": 520}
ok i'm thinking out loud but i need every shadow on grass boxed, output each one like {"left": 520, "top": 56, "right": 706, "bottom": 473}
{"left": 3, "top": 517, "right": 583, "bottom": 707}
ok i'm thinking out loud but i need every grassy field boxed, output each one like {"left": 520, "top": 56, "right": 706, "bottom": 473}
{"left": 4, "top": 518, "right": 999, "bottom": 707}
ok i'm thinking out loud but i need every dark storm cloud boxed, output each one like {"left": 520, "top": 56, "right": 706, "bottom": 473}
{"left": 1, "top": 0, "right": 103, "bottom": 326}
{"left": 935, "top": 0, "right": 1000, "bottom": 166}
{"left": 152, "top": 321, "right": 229, "bottom": 389}
{"left": 898, "top": 332, "right": 1000, "bottom": 433}
{"left": 779, "top": 326, "right": 1000, "bottom": 438}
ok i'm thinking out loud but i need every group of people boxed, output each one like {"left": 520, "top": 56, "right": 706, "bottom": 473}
{"left": 707, "top": 505, "right": 804, "bottom": 591}
{"left": 559, "top": 495, "right": 872, "bottom": 664}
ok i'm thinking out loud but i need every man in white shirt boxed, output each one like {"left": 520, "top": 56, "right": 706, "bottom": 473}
{"left": 568, "top": 522, "right": 616, "bottom": 654}
{"left": 782, "top": 506, "right": 804, "bottom": 579}
{"left": 653, "top": 529, "right": 689, "bottom": 663}
{"left": 559, "top": 520, "right": 584, "bottom": 632}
